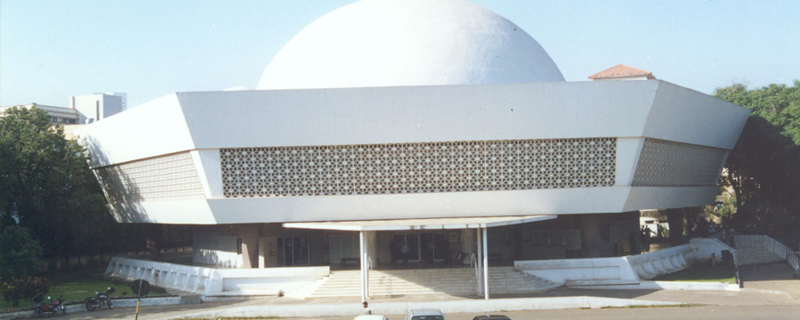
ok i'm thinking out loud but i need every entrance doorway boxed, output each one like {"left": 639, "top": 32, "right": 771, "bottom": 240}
{"left": 276, "top": 236, "right": 309, "bottom": 266}
{"left": 329, "top": 234, "right": 359, "bottom": 266}
{"left": 391, "top": 233, "right": 448, "bottom": 264}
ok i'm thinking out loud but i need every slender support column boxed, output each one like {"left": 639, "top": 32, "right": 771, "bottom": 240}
{"left": 360, "top": 231, "right": 367, "bottom": 302}
{"left": 476, "top": 228, "right": 483, "bottom": 295}
{"left": 483, "top": 227, "right": 490, "bottom": 300}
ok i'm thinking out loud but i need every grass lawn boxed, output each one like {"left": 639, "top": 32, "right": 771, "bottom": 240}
{"left": 1, "top": 270, "right": 168, "bottom": 310}
{"left": 653, "top": 261, "right": 737, "bottom": 282}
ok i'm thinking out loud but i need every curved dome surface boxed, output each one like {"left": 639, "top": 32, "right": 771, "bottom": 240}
{"left": 257, "top": 0, "right": 564, "bottom": 90}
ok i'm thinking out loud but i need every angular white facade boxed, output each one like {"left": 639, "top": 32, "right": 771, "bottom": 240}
{"left": 78, "top": 80, "right": 748, "bottom": 225}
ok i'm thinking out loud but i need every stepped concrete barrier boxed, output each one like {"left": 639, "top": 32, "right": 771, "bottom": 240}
{"left": 626, "top": 245, "right": 692, "bottom": 280}
{"left": 686, "top": 238, "right": 736, "bottom": 263}
{"left": 517, "top": 238, "right": 734, "bottom": 287}
{"left": 105, "top": 257, "right": 329, "bottom": 296}
{"left": 515, "top": 257, "right": 638, "bottom": 286}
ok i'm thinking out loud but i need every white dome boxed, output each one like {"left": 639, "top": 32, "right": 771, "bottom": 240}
{"left": 223, "top": 86, "right": 252, "bottom": 91}
{"left": 257, "top": 0, "right": 564, "bottom": 90}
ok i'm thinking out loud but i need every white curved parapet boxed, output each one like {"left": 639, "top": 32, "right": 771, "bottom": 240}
{"left": 626, "top": 245, "right": 693, "bottom": 280}
{"left": 516, "top": 238, "right": 738, "bottom": 287}
{"left": 105, "top": 257, "right": 329, "bottom": 295}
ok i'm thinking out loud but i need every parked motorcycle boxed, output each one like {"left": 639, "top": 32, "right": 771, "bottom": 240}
{"left": 85, "top": 287, "right": 115, "bottom": 311}
{"left": 31, "top": 293, "right": 66, "bottom": 317}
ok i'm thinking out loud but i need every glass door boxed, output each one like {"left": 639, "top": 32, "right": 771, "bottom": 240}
{"left": 277, "top": 236, "right": 309, "bottom": 267}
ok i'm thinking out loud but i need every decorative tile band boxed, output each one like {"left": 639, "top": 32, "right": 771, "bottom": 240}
{"left": 95, "top": 152, "right": 206, "bottom": 203}
{"left": 220, "top": 138, "right": 617, "bottom": 198}
{"left": 632, "top": 139, "right": 727, "bottom": 187}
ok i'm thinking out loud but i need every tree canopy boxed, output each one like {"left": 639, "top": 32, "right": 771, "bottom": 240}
{"left": 0, "top": 225, "right": 43, "bottom": 279}
{"left": 715, "top": 81, "right": 800, "bottom": 247}
{"left": 0, "top": 107, "right": 114, "bottom": 257}
{"left": 0, "top": 107, "right": 192, "bottom": 268}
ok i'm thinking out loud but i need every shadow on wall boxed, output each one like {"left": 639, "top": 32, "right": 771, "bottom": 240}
{"left": 81, "top": 135, "right": 153, "bottom": 223}
{"left": 193, "top": 249, "right": 240, "bottom": 268}
{"left": 192, "top": 231, "right": 242, "bottom": 268}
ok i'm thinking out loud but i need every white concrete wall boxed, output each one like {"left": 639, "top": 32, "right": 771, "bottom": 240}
{"left": 75, "top": 81, "right": 749, "bottom": 224}
{"left": 686, "top": 238, "right": 735, "bottom": 263}
{"left": 516, "top": 239, "right": 730, "bottom": 286}
{"left": 515, "top": 257, "right": 638, "bottom": 285}
{"left": 79, "top": 81, "right": 747, "bottom": 166}
{"left": 77, "top": 93, "right": 195, "bottom": 168}
{"left": 193, "top": 230, "right": 242, "bottom": 268}
{"left": 105, "top": 257, "right": 329, "bottom": 295}
{"left": 626, "top": 245, "right": 692, "bottom": 279}
{"left": 215, "top": 267, "right": 330, "bottom": 294}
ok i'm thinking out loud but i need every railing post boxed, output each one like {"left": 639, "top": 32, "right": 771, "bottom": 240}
{"left": 482, "top": 227, "right": 489, "bottom": 300}
{"left": 476, "top": 228, "right": 483, "bottom": 296}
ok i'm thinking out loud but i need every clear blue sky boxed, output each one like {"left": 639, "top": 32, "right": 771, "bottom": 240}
{"left": 1, "top": 0, "right": 798, "bottom": 108}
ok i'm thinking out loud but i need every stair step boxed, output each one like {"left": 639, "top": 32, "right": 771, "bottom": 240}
{"left": 297, "top": 266, "right": 558, "bottom": 298}
{"left": 735, "top": 248, "right": 785, "bottom": 266}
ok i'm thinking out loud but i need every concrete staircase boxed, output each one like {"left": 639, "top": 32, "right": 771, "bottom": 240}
{"left": 735, "top": 246, "right": 784, "bottom": 266}
{"left": 295, "top": 267, "right": 559, "bottom": 299}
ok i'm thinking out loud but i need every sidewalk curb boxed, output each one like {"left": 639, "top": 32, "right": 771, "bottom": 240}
{"left": 569, "top": 281, "right": 741, "bottom": 291}
{"left": 166, "top": 296, "right": 683, "bottom": 319}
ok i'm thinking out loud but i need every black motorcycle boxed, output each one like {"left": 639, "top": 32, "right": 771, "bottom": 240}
{"left": 31, "top": 293, "right": 66, "bottom": 317}
{"left": 85, "top": 287, "right": 115, "bottom": 311}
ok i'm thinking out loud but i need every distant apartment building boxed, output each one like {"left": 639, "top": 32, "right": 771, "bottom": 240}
{"left": 2, "top": 93, "right": 127, "bottom": 139}
{"left": 0, "top": 103, "right": 80, "bottom": 124}
{"left": 69, "top": 93, "right": 126, "bottom": 124}
{"left": 1, "top": 93, "right": 127, "bottom": 125}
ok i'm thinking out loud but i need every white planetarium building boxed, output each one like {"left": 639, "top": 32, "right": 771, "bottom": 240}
{"left": 80, "top": 0, "right": 749, "bottom": 299}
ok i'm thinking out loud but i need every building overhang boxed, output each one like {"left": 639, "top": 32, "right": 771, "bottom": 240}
{"left": 283, "top": 215, "right": 557, "bottom": 231}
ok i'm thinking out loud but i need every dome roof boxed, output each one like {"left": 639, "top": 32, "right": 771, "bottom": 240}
{"left": 257, "top": 0, "right": 564, "bottom": 90}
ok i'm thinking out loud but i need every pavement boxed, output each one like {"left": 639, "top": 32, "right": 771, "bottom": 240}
{"left": 17, "top": 262, "right": 800, "bottom": 320}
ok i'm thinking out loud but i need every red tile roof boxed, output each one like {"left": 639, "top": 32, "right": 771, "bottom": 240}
{"left": 588, "top": 64, "right": 656, "bottom": 80}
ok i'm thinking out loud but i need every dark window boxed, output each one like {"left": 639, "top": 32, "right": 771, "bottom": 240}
{"left": 601, "top": 225, "right": 610, "bottom": 242}
{"left": 236, "top": 238, "right": 243, "bottom": 255}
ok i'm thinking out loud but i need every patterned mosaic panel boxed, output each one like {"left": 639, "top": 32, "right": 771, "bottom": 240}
{"left": 220, "top": 138, "right": 617, "bottom": 198}
{"left": 95, "top": 152, "right": 206, "bottom": 203}
{"left": 632, "top": 139, "right": 727, "bottom": 187}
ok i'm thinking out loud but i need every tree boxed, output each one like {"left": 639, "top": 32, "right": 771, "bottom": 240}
{"left": 715, "top": 81, "right": 800, "bottom": 247}
{"left": 0, "top": 106, "right": 115, "bottom": 258}
{"left": 0, "top": 225, "right": 44, "bottom": 279}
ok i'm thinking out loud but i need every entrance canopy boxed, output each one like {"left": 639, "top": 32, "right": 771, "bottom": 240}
{"left": 283, "top": 215, "right": 556, "bottom": 231}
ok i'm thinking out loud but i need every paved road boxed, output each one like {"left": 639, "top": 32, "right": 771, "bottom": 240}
{"left": 48, "top": 305, "right": 800, "bottom": 320}
{"left": 316, "top": 305, "right": 800, "bottom": 320}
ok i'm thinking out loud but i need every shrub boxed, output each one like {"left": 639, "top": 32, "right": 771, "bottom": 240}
{"left": 1, "top": 277, "right": 50, "bottom": 307}
{"left": 721, "top": 250, "right": 734, "bottom": 264}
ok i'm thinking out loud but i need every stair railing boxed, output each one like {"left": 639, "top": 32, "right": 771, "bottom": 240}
{"left": 470, "top": 253, "right": 482, "bottom": 295}
{"left": 763, "top": 236, "right": 800, "bottom": 271}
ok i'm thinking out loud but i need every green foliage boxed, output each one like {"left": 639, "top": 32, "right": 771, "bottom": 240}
{"left": 0, "top": 107, "right": 193, "bottom": 264}
{"left": 0, "top": 106, "right": 114, "bottom": 257}
{"left": 0, "top": 271, "right": 169, "bottom": 310}
{"left": 0, "top": 226, "right": 44, "bottom": 279}
{"left": 1, "top": 277, "right": 49, "bottom": 307}
{"left": 715, "top": 81, "right": 800, "bottom": 248}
